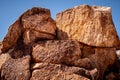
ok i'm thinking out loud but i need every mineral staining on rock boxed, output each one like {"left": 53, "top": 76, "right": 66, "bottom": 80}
{"left": 56, "top": 4, "right": 119, "bottom": 47}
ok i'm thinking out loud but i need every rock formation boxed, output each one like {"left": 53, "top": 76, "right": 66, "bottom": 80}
{"left": 0, "top": 5, "right": 120, "bottom": 80}
{"left": 56, "top": 5, "right": 119, "bottom": 47}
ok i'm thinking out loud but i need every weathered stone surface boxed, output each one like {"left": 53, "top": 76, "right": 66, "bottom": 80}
{"left": 31, "top": 62, "right": 98, "bottom": 80}
{"left": 1, "top": 7, "right": 56, "bottom": 52}
{"left": 0, "top": 54, "right": 10, "bottom": 72}
{"left": 0, "top": 5, "right": 119, "bottom": 80}
{"left": 56, "top": 4, "right": 119, "bottom": 47}
{"left": 23, "top": 30, "right": 55, "bottom": 44}
{"left": 1, "top": 56, "right": 31, "bottom": 80}
{"left": 81, "top": 45, "right": 117, "bottom": 79}
{"left": 90, "top": 48, "right": 116, "bottom": 72}
{"left": 32, "top": 40, "right": 93, "bottom": 69}
{"left": 2, "top": 20, "right": 23, "bottom": 52}
{"left": 21, "top": 7, "right": 56, "bottom": 44}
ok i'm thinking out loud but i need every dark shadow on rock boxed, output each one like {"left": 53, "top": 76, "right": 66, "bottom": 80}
{"left": 9, "top": 36, "right": 32, "bottom": 59}
{"left": 56, "top": 28, "right": 68, "bottom": 40}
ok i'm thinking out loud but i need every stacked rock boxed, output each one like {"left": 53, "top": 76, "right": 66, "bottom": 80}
{"left": 56, "top": 4, "right": 120, "bottom": 80}
{"left": 0, "top": 5, "right": 119, "bottom": 80}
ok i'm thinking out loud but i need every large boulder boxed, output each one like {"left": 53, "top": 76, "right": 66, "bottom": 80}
{"left": 56, "top": 4, "right": 119, "bottom": 47}
{"left": 80, "top": 43, "right": 117, "bottom": 79}
{"left": 31, "top": 40, "right": 117, "bottom": 80}
{"left": 0, "top": 5, "right": 119, "bottom": 80}
{"left": 32, "top": 40, "right": 93, "bottom": 69}
{"left": 1, "top": 56, "right": 31, "bottom": 80}
{"left": 30, "top": 62, "right": 98, "bottom": 80}
{"left": 21, "top": 7, "right": 56, "bottom": 44}
{"left": 1, "top": 7, "right": 56, "bottom": 52}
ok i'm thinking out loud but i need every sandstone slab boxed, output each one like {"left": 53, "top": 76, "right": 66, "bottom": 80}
{"left": 56, "top": 4, "right": 119, "bottom": 47}
{"left": 32, "top": 40, "right": 93, "bottom": 69}
{"left": 21, "top": 7, "right": 56, "bottom": 44}
{"left": 1, "top": 56, "right": 31, "bottom": 80}
{"left": 2, "top": 7, "right": 56, "bottom": 52}
{"left": 30, "top": 62, "right": 98, "bottom": 80}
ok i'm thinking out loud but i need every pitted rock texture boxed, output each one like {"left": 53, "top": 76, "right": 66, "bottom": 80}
{"left": 32, "top": 41, "right": 117, "bottom": 79}
{"left": 1, "top": 56, "right": 31, "bottom": 80}
{"left": 32, "top": 40, "right": 92, "bottom": 69}
{"left": 1, "top": 7, "right": 56, "bottom": 52}
{"left": 21, "top": 7, "right": 56, "bottom": 44}
{"left": 30, "top": 62, "right": 96, "bottom": 80}
{"left": 56, "top": 4, "right": 119, "bottom": 47}
{"left": 0, "top": 54, "right": 10, "bottom": 71}
{"left": 0, "top": 5, "right": 120, "bottom": 80}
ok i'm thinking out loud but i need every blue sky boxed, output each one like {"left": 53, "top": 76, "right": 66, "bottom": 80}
{"left": 0, "top": 0, "right": 120, "bottom": 40}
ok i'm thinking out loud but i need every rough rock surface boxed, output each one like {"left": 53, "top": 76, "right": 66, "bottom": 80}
{"left": 22, "top": 7, "right": 56, "bottom": 44}
{"left": 1, "top": 7, "right": 56, "bottom": 52}
{"left": 56, "top": 4, "right": 119, "bottom": 47}
{"left": 89, "top": 48, "right": 117, "bottom": 79}
{"left": 32, "top": 40, "right": 92, "bottom": 69}
{"left": 30, "top": 62, "right": 97, "bottom": 80}
{"left": 32, "top": 41, "right": 117, "bottom": 79}
{"left": 0, "top": 54, "right": 10, "bottom": 72}
{"left": 1, "top": 56, "right": 31, "bottom": 80}
{"left": 0, "top": 5, "right": 120, "bottom": 80}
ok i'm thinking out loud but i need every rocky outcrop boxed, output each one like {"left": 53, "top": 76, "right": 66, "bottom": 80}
{"left": 1, "top": 56, "right": 31, "bottom": 80}
{"left": 30, "top": 63, "right": 93, "bottom": 80}
{"left": 1, "top": 7, "right": 56, "bottom": 52}
{"left": 0, "top": 4, "right": 120, "bottom": 80}
{"left": 22, "top": 7, "right": 56, "bottom": 44}
{"left": 32, "top": 40, "right": 93, "bottom": 69}
{"left": 56, "top": 4, "right": 119, "bottom": 47}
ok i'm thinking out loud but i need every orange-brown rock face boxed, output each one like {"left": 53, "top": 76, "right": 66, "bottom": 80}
{"left": 1, "top": 56, "right": 31, "bottom": 80}
{"left": 1, "top": 7, "right": 56, "bottom": 52}
{"left": 21, "top": 7, "right": 56, "bottom": 44}
{"left": 0, "top": 5, "right": 120, "bottom": 80}
{"left": 56, "top": 4, "right": 119, "bottom": 47}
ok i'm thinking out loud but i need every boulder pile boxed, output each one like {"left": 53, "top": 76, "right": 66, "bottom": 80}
{"left": 0, "top": 5, "right": 120, "bottom": 80}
